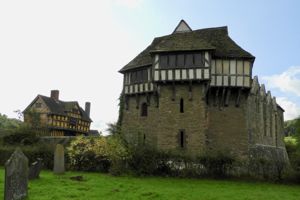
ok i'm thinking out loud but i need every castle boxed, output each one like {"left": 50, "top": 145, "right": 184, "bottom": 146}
{"left": 23, "top": 90, "right": 92, "bottom": 136}
{"left": 119, "top": 20, "right": 288, "bottom": 162}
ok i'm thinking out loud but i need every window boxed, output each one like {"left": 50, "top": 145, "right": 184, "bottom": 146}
{"left": 141, "top": 103, "right": 148, "bottom": 117}
{"left": 179, "top": 130, "right": 185, "bottom": 148}
{"left": 143, "top": 134, "right": 146, "bottom": 144}
{"left": 180, "top": 98, "right": 184, "bottom": 113}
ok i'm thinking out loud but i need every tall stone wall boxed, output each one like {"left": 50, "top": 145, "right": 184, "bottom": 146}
{"left": 206, "top": 88, "right": 249, "bottom": 159}
{"left": 246, "top": 76, "right": 286, "bottom": 149}
{"left": 157, "top": 84, "right": 207, "bottom": 155}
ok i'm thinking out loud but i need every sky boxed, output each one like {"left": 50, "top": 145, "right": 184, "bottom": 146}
{"left": 0, "top": 0, "right": 300, "bottom": 133}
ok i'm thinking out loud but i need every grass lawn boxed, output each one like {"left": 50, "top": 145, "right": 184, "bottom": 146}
{"left": 1, "top": 168, "right": 300, "bottom": 200}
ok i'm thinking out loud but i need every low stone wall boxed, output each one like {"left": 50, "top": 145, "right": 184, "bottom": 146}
{"left": 249, "top": 144, "right": 289, "bottom": 163}
{"left": 248, "top": 144, "right": 290, "bottom": 178}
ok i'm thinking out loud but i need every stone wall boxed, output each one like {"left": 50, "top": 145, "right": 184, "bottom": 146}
{"left": 122, "top": 83, "right": 207, "bottom": 156}
{"left": 206, "top": 88, "right": 249, "bottom": 159}
{"left": 157, "top": 84, "right": 207, "bottom": 155}
{"left": 121, "top": 78, "right": 288, "bottom": 163}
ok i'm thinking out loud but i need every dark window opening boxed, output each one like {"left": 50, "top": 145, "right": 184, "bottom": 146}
{"left": 180, "top": 98, "right": 184, "bottom": 113}
{"left": 180, "top": 130, "right": 185, "bottom": 148}
{"left": 143, "top": 134, "right": 146, "bottom": 144}
{"left": 177, "top": 54, "right": 185, "bottom": 67}
{"left": 160, "top": 55, "right": 169, "bottom": 68}
{"left": 141, "top": 103, "right": 148, "bottom": 116}
{"left": 185, "top": 54, "right": 194, "bottom": 67}
{"left": 130, "top": 69, "right": 148, "bottom": 84}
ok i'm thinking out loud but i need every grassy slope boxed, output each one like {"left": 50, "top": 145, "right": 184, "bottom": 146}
{"left": 1, "top": 169, "right": 300, "bottom": 200}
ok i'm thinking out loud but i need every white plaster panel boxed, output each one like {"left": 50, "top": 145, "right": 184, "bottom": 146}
{"left": 223, "top": 76, "right": 229, "bottom": 86}
{"left": 130, "top": 85, "right": 133, "bottom": 93}
{"left": 189, "top": 69, "right": 194, "bottom": 79}
{"left": 237, "top": 76, "right": 243, "bottom": 86}
{"left": 244, "top": 77, "right": 250, "bottom": 87}
{"left": 154, "top": 71, "right": 159, "bottom": 81}
{"left": 244, "top": 61, "right": 251, "bottom": 75}
{"left": 211, "top": 75, "right": 216, "bottom": 86}
{"left": 161, "top": 70, "right": 166, "bottom": 81}
{"left": 181, "top": 69, "right": 187, "bottom": 79}
{"left": 196, "top": 69, "right": 202, "bottom": 79}
{"left": 230, "top": 60, "right": 236, "bottom": 74}
{"left": 217, "top": 76, "right": 222, "bottom": 86}
{"left": 139, "top": 84, "right": 143, "bottom": 92}
{"left": 204, "top": 69, "right": 209, "bottom": 79}
{"left": 230, "top": 76, "right": 236, "bottom": 86}
{"left": 175, "top": 70, "right": 181, "bottom": 80}
{"left": 168, "top": 70, "right": 173, "bottom": 80}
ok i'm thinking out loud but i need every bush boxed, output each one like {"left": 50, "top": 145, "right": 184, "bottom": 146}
{"left": 198, "top": 152, "right": 235, "bottom": 178}
{"left": 0, "top": 144, "right": 54, "bottom": 169}
{"left": 2, "top": 125, "right": 40, "bottom": 145}
{"left": 67, "top": 136, "right": 129, "bottom": 173}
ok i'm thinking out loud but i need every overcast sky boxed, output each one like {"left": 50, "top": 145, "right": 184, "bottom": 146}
{"left": 1, "top": 0, "right": 300, "bottom": 133}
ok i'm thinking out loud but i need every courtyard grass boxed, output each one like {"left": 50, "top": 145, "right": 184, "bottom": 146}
{"left": 1, "top": 168, "right": 300, "bottom": 200}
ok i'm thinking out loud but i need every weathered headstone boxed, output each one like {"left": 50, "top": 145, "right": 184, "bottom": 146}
{"left": 53, "top": 144, "right": 65, "bottom": 174}
{"left": 4, "top": 148, "right": 29, "bottom": 200}
{"left": 28, "top": 158, "right": 43, "bottom": 180}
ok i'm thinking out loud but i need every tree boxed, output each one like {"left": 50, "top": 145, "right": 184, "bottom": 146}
{"left": 106, "top": 122, "right": 120, "bottom": 136}
{"left": 0, "top": 113, "right": 22, "bottom": 132}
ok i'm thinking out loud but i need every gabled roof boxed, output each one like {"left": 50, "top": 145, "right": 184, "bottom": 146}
{"left": 173, "top": 19, "right": 192, "bottom": 33}
{"left": 24, "top": 95, "right": 92, "bottom": 122}
{"left": 119, "top": 23, "right": 255, "bottom": 73}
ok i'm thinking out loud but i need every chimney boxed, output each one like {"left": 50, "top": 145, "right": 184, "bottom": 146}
{"left": 50, "top": 90, "right": 59, "bottom": 101}
{"left": 85, "top": 102, "right": 91, "bottom": 117}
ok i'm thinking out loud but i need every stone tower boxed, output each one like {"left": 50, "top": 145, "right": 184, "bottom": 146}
{"left": 119, "top": 20, "right": 288, "bottom": 162}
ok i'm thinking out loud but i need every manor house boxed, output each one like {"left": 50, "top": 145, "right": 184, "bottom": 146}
{"left": 119, "top": 20, "right": 288, "bottom": 161}
{"left": 23, "top": 90, "right": 92, "bottom": 136}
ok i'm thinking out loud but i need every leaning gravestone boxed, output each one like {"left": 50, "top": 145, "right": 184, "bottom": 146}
{"left": 28, "top": 158, "right": 43, "bottom": 180}
{"left": 53, "top": 144, "right": 65, "bottom": 174}
{"left": 4, "top": 148, "right": 29, "bottom": 200}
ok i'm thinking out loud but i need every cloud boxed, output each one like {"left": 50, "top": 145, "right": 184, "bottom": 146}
{"left": 262, "top": 66, "right": 300, "bottom": 96}
{"left": 276, "top": 97, "right": 300, "bottom": 120}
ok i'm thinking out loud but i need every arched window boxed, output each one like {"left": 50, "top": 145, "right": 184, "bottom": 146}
{"left": 141, "top": 103, "right": 148, "bottom": 117}
{"left": 180, "top": 98, "right": 184, "bottom": 113}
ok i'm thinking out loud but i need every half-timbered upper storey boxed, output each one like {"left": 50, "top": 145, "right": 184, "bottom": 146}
{"left": 120, "top": 20, "right": 255, "bottom": 95}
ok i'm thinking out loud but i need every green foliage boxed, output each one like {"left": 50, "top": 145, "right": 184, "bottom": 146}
{"left": 198, "top": 152, "right": 235, "bottom": 178}
{"left": 67, "top": 136, "right": 129, "bottom": 173}
{"left": 0, "top": 113, "right": 22, "bottom": 134}
{"left": 285, "top": 117, "right": 300, "bottom": 137}
{"left": 106, "top": 122, "right": 121, "bottom": 136}
{"left": 0, "top": 145, "right": 54, "bottom": 169}
{"left": 2, "top": 124, "right": 40, "bottom": 145}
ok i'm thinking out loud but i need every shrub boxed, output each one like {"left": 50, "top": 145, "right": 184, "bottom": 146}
{"left": 0, "top": 144, "right": 54, "bottom": 169}
{"left": 198, "top": 152, "right": 235, "bottom": 178}
{"left": 126, "top": 145, "right": 160, "bottom": 176}
{"left": 2, "top": 125, "right": 40, "bottom": 145}
{"left": 67, "top": 136, "right": 129, "bottom": 173}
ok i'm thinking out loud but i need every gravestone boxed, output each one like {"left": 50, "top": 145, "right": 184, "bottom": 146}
{"left": 4, "top": 148, "right": 29, "bottom": 200}
{"left": 53, "top": 144, "right": 65, "bottom": 174}
{"left": 28, "top": 158, "right": 43, "bottom": 180}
